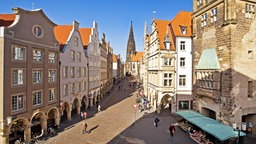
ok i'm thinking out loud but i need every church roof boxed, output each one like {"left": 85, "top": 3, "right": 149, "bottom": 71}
{"left": 131, "top": 52, "right": 144, "bottom": 62}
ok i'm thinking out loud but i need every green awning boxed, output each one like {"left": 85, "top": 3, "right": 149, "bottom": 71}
{"left": 175, "top": 110, "right": 204, "bottom": 119}
{"left": 176, "top": 111, "right": 246, "bottom": 141}
{"left": 196, "top": 48, "right": 220, "bottom": 70}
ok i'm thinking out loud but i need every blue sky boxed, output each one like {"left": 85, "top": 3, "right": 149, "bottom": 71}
{"left": 0, "top": 0, "right": 192, "bottom": 61}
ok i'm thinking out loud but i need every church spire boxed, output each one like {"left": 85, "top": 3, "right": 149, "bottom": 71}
{"left": 126, "top": 21, "right": 136, "bottom": 62}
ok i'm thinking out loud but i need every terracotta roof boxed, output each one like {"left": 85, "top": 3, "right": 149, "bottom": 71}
{"left": 131, "top": 52, "right": 144, "bottom": 62}
{"left": 153, "top": 20, "right": 173, "bottom": 50}
{"left": 170, "top": 11, "right": 192, "bottom": 37}
{"left": 79, "top": 28, "right": 91, "bottom": 47}
{"left": 113, "top": 54, "right": 117, "bottom": 62}
{"left": 0, "top": 14, "right": 16, "bottom": 27}
{"left": 54, "top": 25, "right": 73, "bottom": 45}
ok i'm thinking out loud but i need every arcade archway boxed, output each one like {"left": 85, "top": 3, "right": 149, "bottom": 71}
{"left": 61, "top": 102, "right": 70, "bottom": 122}
{"left": 30, "top": 112, "right": 45, "bottom": 139}
{"left": 81, "top": 96, "right": 88, "bottom": 112}
{"left": 71, "top": 98, "right": 79, "bottom": 117}
{"left": 9, "top": 118, "right": 29, "bottom": 144}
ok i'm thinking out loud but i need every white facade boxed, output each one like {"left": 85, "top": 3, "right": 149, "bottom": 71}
{"left": 88, "top": 21, "right": 101, "bottom": 106}
{"left": 58, "top": 21, "right": 88, "bottom": 120}
{"left": 176, "top": 37, "right": 193, "bottom": 110}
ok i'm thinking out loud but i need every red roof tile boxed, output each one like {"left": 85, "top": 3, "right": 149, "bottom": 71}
{"left": 79, "top": 28, "right": 91, "bottom": 46}
{"left": 113, "top": 54, "right": 117, "bottom": 62}
{"left": 54, "top": 25, "right": 73, "bottom": 45}
{"left": 0, "top": 14, "right": 16, "bottom": 27}
{"left": 131, "top": 52, "right": 144, "bottom": 62}
{"left": 153, "top": 20, "right": 173, "bottom": 50}
{"left": 170, "top": 11, "right": 192, "bottom": 37}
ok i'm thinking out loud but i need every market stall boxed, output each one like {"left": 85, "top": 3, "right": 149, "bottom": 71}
{"left": 176, "top": 111, "right": 246, "bottom": 144}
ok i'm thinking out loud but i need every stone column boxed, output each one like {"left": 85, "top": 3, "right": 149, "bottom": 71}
{"left": 55, "top": 116, "right": 60, "bottom": 127}
{"left": 67, "top": 110, "right": 72, "bottom": 121}
{"left": 41, "top": 118, "right": 47, "bottom": 132}
{"left": 24, "top": 124, "right": 31, "bottom": 143}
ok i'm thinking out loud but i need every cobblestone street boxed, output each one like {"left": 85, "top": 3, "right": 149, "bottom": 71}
{"left": 39, "top": 78, "right": 195, "bottom": 144}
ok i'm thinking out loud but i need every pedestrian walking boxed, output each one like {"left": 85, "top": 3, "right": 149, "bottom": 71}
{"left": 98, "top": 104, "right": 101, "bottom": 112}
{"left": 83, "top": 112, "right": 87, "bottom": 120}
{"left": 169, "top": 124, "right": 176, "bottom": 137}
{"left": 80, "top": 111, "right": 84, "bottom": 120}
{"left": 154, "top": 116, "right": 160, "bottom": 127}
{"left": 82, "top": 122, "right": 89, "bottom": 134}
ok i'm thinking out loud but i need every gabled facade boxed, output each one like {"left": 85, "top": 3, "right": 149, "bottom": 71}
{"left": 193, "top": 0, "right": 256, "bottom": 134}
{"left": 100, "top": 33, "right": 108, "bottom": 98}
{"left": 112, "top": 54, "right": 120, "bottom": 83}
{"left": 146, "top": 19, "right": 177, "bottom": 113}
{"left": 54, "top": 21, "right": 88, "bottom": 121}
{"left": 0, "top": 8, "right": 60, "bottom": 144}
{"left": 81, "top": 21, "right": 101, "bottom": 107}
{"left": 169, "top": 11, "right": 193, "bottom": 112}
{"left": 145, "top": 11, "right": 193, "bottom": 114}
{"left": 130, "top": 52, "right": 144, "bottom": 77}
{"left": 106, "top": 42, "right": 113, "bottom": 92}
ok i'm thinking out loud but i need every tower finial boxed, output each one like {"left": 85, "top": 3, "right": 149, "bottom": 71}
{"left": 153, "top": 11, "right": 156, "bottom": 20}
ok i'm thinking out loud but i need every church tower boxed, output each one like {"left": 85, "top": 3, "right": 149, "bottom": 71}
{"left": 126, "top": 21, "right": 136, "bottom": 63}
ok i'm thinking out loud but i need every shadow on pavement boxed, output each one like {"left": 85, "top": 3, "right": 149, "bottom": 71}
{"left": 88, "top": 124, "right": 100, "bottom": 133}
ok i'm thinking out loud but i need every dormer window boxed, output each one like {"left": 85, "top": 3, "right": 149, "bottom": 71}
{"left": 180, "top": 26, "right": 187, "bottom": 35}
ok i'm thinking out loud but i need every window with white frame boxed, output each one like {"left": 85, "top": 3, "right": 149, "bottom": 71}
{"left": 12, "top": 46, "right": 26, "bottom": 60}
{"left": 77, "top": 82, "right": 81, "bottom": 92}
{"left": 179, "top": 75, "right": 186, "bottom": 86}
{"left": 48, "top": 88, "right": 56, "bottom": 102}
{"left": 71, "top": 83, "right": 75, "bottom": 94}
{"left": 201, "top": 13, "right": 207, "bottom": 27}
{"left": 33, "top": 69, "right": 42, "bottom": 84}
{"left": 12, "top": 93, "right": 24, "bottom": 111}
{"left": 63, "top": 66, "right": 68, "bottom": 79}
{"left": 12, "top": 69, "right": 25, "bottom": 86}
{"left": 197, "top": 0, "right": 203, "bottom": 6}
{"left": 245, "top": 3, "right": 255, "bottom": 19}
{"left": 33, "top": 49, "right": 43, "bottom": 62}
{"left": 71, "top": 67, "right": 75, "bottom": 78}
{"left": 180, "top": 26, "right": 187, "bottom": 35}
{"left": 48, "top": 52, "right": 56, "bottom": 63}
{"left": 180, "top": 41, "right": 185, "bottom": 51}
{"left": 49, "top": 70, "right": 56, "bottom": 82}
{"left": 180, "top": 57, "right": 186, "bottom": 67}
{"left": 33, "top": 91, "right": 42, "bottom": 106}
{"left": 71, "top": 50, "right": 75, "bottom": 61}
{"left": 63, "top": 84, "right": 68, "bottom": 96}
{"left": 164, "top": 73, "right": 172, "bottom": 86}
{"left": 77, "top": 52, "right": 81, "bottom": 62}
{"left": 77, "top": 67, "right": 81, "bottom": 77}
{"left": 211, "top": 8, "right": 218, "bottom": 22}
{"left": 164, "top": 58, "right": 172, "bottom": 66}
